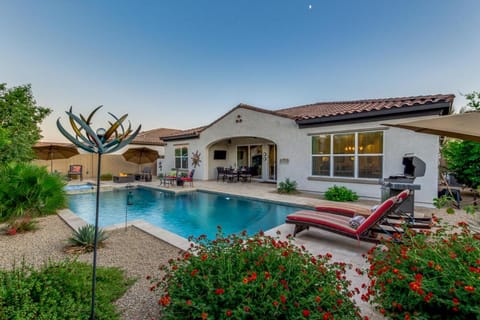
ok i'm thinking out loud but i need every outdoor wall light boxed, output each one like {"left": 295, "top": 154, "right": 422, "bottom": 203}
{"left": 57, "top": 106, "right": 141, "bottom": 320}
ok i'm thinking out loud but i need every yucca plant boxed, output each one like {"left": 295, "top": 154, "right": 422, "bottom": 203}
{"left": 68, "top": 224, "right": 109, "bottom": 253}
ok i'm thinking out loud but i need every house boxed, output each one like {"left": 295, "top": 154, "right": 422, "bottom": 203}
{"left": 161, "top": 94, "right": 454, "bottom": 206}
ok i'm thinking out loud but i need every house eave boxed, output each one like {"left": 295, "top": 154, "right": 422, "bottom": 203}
{"left": 296, "top": 102, "right": 452, "bottom": 128}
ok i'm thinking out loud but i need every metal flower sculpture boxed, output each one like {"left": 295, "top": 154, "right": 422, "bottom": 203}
{"left": 57, "top": 105, "right": 141, "bottom": 154}
{"left": 57, "top": 106, "right": 140, "bottom": 320}
{"left": 191, "top": 150, "right": 201, "bottom": 168}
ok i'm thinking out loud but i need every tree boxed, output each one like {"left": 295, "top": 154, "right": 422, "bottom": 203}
{"left": 441, "top": 91, "right": 480, "bottom": 189}
{"left": 0, "top": 83, "right": 51, "bottom": 165}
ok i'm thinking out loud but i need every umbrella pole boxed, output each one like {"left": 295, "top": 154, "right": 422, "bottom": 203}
{"left": 50, "top": 150, "right": 54, "bottom": 173}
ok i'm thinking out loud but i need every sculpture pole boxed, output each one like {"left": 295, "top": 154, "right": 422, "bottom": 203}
{"left": 57, "top": 106, "right": 140, "bottom": 319}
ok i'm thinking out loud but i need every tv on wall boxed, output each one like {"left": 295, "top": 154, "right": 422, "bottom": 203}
{"left": 213, "top": 150, "right": 227, "bottom": 160}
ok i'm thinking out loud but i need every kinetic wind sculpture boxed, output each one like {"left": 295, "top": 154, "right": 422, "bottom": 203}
{"left": 57, "top": 106, "right": 141, "bottom": 320}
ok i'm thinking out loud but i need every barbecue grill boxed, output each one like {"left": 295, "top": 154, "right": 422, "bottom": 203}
{"left": 381, "top": 153, "right": 426, "bottom": 215}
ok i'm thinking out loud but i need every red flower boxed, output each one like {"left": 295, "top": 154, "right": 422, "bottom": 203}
{"left": 159, "top": 295, "right": 170, "bottom": 306}
{"left": 186, "top": 299, "right": 192, "bottom": 306}
{"left": 244, "top": 306, "right": 250, "bottom": 312}
{"left": 315, "top": 295, "right": 321, "bottom": 303}
{"left": 191, "top": 269, "right": 199, "bottom": 276}
{"left": 280, "top": 295, "right": 287, "bottom": 304}
{"left": 225, "top": 310, "right": 232, "bottom": 317}
{"left": 215, "top": 288, "right": 225, "bottom": 295}
{"left": 201, "top": 312, "right": 208, "bottom": 319}
{"left": 424, "top": 292, "right": 433, "bottom": 303}
{"left": 264, "top": 271, "right": 271, "bottom": 279}
{"left": 272, "top": 301, "right": 279, "bottom": 307}
{"left": 201, "top": 254, "right": 208, "bottom": 261}
{"left": 302, "top": 309, "right": 310, "bottom": 317}
{"left": 243, "top": 277, "right": 249, "bottom": 284}
{"left": 464, "top": 285, "right": 475, "bottom": 292}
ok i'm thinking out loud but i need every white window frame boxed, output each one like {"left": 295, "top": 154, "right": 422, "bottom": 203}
{"left": 311, "top": 131, "right": 384, "bottom": 179}
{"left": 174, "top": 145, "right": 189, "bottom": 169}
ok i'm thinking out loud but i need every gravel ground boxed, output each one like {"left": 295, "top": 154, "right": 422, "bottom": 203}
{"left": 0, "top": 215, "right": 181, "bottom": 320}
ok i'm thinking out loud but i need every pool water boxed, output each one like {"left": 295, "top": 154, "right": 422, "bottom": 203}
{"left": 68, "top": 188, "right": 305, "bottom": 239}
{"left": 64, "top": 183, "right": 95, "bottom": 191}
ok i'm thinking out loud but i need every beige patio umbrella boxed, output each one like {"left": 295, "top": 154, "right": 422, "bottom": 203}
{"left": 383, "top": 111, "right": 480, "bottom": 142}
{"left": 122, "top": 147, "right": 159, "bottom": 171}
{"left": 33, "top": 142, "right": 79, "bottom": 172}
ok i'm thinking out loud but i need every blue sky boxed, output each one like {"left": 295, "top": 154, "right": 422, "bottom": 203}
{"left": 2, "top": 0, "right": 479, "bottom": 141}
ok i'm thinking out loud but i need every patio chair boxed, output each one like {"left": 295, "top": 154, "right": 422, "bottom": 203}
{"left": 140, "top": 167, "right": 152, "bottom": 182}
{"left": 224, "top": 168, "right": 237, "bottom": 182}
{"left": 216, "top": 167, "right": 226, "bottom": 182}
{"left": 181, "top": 169, "right": 195, "bottom": 187}
{"left": 67, "top": 164, "right": 83, "bottom": 181}
{"left": 239, "top": 166, "right": 252, "bottom": 182}
{"left": 285, "top": 190, "right": 410, "bottom": 243}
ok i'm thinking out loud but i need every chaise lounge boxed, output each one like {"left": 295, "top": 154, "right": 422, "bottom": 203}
{"left": 285, "top": 190, "right": 410, "bottom": 243}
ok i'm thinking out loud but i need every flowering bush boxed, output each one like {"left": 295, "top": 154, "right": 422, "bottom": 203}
{"left": 151, "top": 228, "right": 362, "bottom": 319}
{"left": 365, "top": 221, "right": 480, "bottom": 319}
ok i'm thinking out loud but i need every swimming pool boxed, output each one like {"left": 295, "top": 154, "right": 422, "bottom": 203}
{"left": 64, "top": 183, "right": 95, "bottom": 191}
{"left": 67, "top": 188, "right": 306, "bottom": 239}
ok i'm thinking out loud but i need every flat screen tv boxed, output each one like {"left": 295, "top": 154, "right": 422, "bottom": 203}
{"left": 213, "top": 150, "right": 227, "bottom": 160}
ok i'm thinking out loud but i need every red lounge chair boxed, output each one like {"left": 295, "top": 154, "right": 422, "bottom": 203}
{"left": 285, "top": 190, "right": 410, "bottom": 243}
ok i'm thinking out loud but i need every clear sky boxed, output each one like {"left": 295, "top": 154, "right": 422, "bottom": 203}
{"left": 2, "top": 0, "right": 479, "bottom": 142}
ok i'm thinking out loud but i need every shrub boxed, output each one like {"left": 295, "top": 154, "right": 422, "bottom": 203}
{"left": 277, "top": 178, "right": 298, "bottom": 194}
{"left": 100, "top": 173, "right": 113, "bottom": 181}
{"left": 0, "top": 259, "right": 133, "bottom": 320}
{"left": 0, "top": 162, "right": 67, "bottom": 222}
{"left": 68, "top": 224, "right": 109, "bottom": 252}
{"left": 365, "top": 221, "right": 480, "bottom": 319}
{"left": 4, "top": 216, "right": 38, "bottom": 235}
{"left": 151, "top": 229, "right": 362, "bottom": 319}
{"left": 324, "top": 185, "right": 358, "bottom": 202}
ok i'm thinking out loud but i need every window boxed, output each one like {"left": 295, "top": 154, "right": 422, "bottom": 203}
{"left": 312, "top": 131, "right": 383, "bottom": 178}
{"left": 175, "top": 146, "right": 188, "bottom": 169}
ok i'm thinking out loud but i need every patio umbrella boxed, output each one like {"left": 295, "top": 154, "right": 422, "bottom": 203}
{"left": 33, "top": 142, "right": 79, "bottom": 172}
{"left": 122, "top": 147, "right": 159, "bottom": 171}
{"left": 383, "top": 111, "right": 480, "bottom": 143}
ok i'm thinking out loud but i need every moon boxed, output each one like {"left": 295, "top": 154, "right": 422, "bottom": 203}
{"left": 308, "top": 4, "right": 312, "bottom": 9}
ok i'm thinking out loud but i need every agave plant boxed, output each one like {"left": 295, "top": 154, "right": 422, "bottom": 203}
{"left": 68, "top": 224, "right": 109, "bottom": 252}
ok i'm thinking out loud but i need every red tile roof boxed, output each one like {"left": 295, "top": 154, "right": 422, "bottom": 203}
{"left": 161, "top": 94, "right": 455, "bottom": 140}
{"left": 132, "top": 128, "right": 183, "bottom": 145}
{"left": 276, "top": 94, "right": 454, "bottom": 121}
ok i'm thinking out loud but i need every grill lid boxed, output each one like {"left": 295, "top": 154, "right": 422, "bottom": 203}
{"left": 402, "top": 153, "right": 426, "bottom": 178}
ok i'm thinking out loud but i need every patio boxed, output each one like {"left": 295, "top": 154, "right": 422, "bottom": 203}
{"left": 64, "top": 177, "right": 460, "bottom": 319}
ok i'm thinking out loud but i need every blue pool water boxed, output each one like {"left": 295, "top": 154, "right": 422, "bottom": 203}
{"left": 68, "top": 188, "right": 305, "bottom": 239}
{"left": 64, "top": 183, "right": 95, "bottom": 191}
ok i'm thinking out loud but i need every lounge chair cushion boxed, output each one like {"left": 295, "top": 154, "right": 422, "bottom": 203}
{"left": 349, "top": 215, "right": 365, "bottom": 229}
{"left": 286, "top": 210, "right": 358, "bottom": 235}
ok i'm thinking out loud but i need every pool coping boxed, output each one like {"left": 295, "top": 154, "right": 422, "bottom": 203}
{"left": 61, "top": 186, "right": 313, "bottom": 252}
